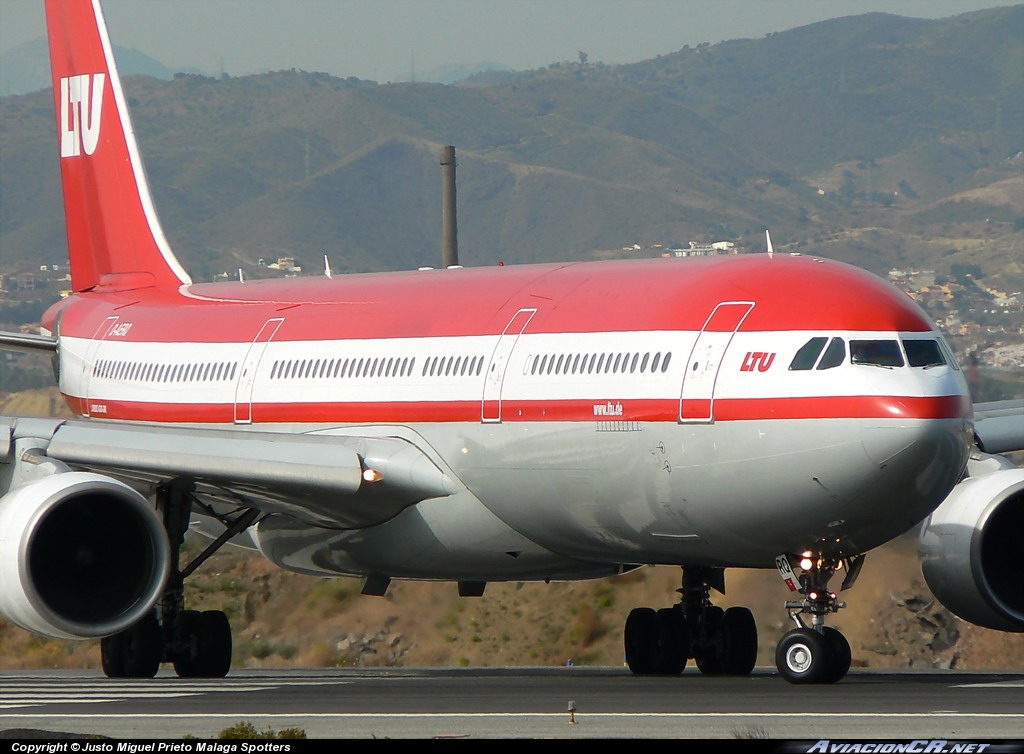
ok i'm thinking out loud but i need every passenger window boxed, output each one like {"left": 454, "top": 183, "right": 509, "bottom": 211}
{"left": 851, "top": 340, "right": 904, "bottom": 368}
{"left": 790, "top": 337, "right": 828, "bottom": 371}
{"left": 903, "top": 339, "right": 946, "bottom": 368}
{"left": 816, "top": 338, "right": 846, "bottom": 370}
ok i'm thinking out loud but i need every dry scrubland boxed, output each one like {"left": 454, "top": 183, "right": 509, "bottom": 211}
{"left": 1, "top": 388, "right": 1022, "bottom": 672}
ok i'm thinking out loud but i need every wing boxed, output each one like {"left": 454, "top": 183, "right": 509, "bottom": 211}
{"left": 0, "top": 331, "right": 58, "bottom": 355}
{"left": 1, "top": 416, "right": 457, "bottom": 529}
{"left": 972, "top": 399, "right": 1024, "bottom": 455}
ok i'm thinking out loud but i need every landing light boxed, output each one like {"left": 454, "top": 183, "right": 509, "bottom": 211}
{"left": 800, "top": 557, "right": 814, "bottom": 571}
{"left": 362, "top": 468, "right": 383, "bottom": 483}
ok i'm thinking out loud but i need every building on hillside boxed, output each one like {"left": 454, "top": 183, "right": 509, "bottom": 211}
{"left": 670, "top": 241, "right": 734, "bottom": 257}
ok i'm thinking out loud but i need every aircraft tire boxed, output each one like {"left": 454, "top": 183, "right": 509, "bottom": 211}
{"left": 776, "top": 628, "right": 833, "bottom": 684}
{"left": 172, "top": 609, "right": 202, "bottom": 678}
{"left": 101, "top": 611, "right": 161, "bottom": 678}
{"left": 199, "top": 609, "right": 233, "bottom": 678}
{"left": 654, "top": 607, "right": 688, "bottom": 675}
{"left": 624, "top": 607, "right": 658, "bottom": 675}
{"left": 694, "top": 605, "right": 724, "bottom": 674}
{"left": 100, "top": 634, "right": 125, "bottom": 678}
{"left": 719, "top": 606, "right": 758, "bottom": 675}
{"left": 174, "top": 609, "right": 232, "bottom": 678}
{"left": 821, "top": 626, "right": 852, "bottom": 684}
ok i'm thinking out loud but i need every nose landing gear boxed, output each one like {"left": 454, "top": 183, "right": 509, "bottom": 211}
{"left": 774, "top": 551, "right": 862, "bottom": 684}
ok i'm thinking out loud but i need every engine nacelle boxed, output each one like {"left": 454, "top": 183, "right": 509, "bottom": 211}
{"left": 919, "top": 460, "right": 1024, "bottom": 633}
{"left": 0, "top": 472, "right": 170, "bottom": 640}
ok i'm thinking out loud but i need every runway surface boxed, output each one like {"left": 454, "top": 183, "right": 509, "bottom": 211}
{"left": 1, "top": 667, "right": 1022, "bottom": 739}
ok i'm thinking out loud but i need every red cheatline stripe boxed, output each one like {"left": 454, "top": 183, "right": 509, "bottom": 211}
{"left": 712, "top": 394, "right": 972, "bottom": 421}
{"left": 68, "top": 394, "right": 971, "bottom": 424}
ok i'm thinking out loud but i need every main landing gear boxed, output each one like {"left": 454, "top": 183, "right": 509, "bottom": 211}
{"left": 623, "top": 567, "right": 759, "bottom": 677}
{"left": 101, "top": 480, "right": 257, "bottom": 678}
{"left": 772, "top": 551, "right": 863, "bottom": 684}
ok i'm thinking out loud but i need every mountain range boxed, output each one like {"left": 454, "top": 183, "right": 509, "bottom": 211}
{"left": 1, "top": 6, "right": 1021, "bottom": 292}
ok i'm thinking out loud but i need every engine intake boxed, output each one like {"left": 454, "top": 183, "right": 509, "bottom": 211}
{"left": 919, "top": 464, "right": 1024, "bottom": 633}
{"left": 0, "top": 472, "right": 170, "bottom": 640}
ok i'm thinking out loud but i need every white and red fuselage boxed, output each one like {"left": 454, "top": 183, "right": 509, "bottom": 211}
{"left": 43, "top": 254, "right": 975, "bottom": 580}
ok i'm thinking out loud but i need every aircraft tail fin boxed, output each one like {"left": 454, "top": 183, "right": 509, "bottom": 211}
{"left": 45, "top": 0, "right": 191, "bottom": 292}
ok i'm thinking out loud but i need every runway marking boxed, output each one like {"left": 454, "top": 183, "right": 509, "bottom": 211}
{"left": 0, "top": 678, "right": 342, "bottom": 710}
{"left": 2, "top": 711, "right": 1022, "bottom": 719}
{"left": 954, "top": 680, "right": 1024, "bottom": 688}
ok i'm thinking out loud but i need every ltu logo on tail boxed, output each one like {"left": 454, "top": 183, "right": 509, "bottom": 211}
{"left": 60, "top": 73, "right": 105, "bottom": 157}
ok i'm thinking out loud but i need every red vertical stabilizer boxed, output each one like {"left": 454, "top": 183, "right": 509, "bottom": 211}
{"left": 45, "top": 0, "right": 191, "bottom": 292}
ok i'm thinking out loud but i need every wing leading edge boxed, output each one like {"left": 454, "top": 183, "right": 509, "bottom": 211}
{"left": 1, "top": 417, "right": 456, "bottom": 529}
{"left": 0, "top": 332, "right": 59, "bottom": 355}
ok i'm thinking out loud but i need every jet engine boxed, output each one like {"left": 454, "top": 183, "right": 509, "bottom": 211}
{"left": 0, "top": 472, "right": 170, "bottom": 640}
{"left": 919, "top": 457, "right": 1024, "bottom": 633}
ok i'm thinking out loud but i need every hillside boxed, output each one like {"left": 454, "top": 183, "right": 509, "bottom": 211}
{"left": 1, "top": 6, "right": 1021, "bottom": 294}
{"left": 1, "top": 388, "right": 1023, "bottom": 673}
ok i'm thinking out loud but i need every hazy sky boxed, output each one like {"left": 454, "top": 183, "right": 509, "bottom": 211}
{"left": 0, "top": 0, "right": 1016, "bottom": 83}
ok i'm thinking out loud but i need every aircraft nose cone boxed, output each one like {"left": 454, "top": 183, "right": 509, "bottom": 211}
{"left": 860, "top": 414, "right": 972, "bottom": 515}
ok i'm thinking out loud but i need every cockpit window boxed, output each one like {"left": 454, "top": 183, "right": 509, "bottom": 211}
{"left": 851, "top": 340, "right": 904, "bottom": 368}
{"left": 937, "top": 338, "right": 962, "bottom": 371}
{"left": 816, "top": 337, "right": 846, "bottom": 370}
{"left": 789, "top": 337, "right": 828, "bottom": 371}
{"left": 903, "top": 339, "right": 946, "bottom": 368}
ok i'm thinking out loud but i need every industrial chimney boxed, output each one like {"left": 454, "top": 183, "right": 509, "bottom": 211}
{"left": 441, "top": 146, "right": 458, "bottom": 268}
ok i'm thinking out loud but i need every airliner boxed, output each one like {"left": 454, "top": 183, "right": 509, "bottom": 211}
{"left": 1, "top": 0, "right": 1022, "bottom": 685}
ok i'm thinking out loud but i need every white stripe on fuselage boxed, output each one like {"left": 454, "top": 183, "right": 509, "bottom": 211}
{"left": 62, "top": 328, "right": 958, "bottom": 410}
